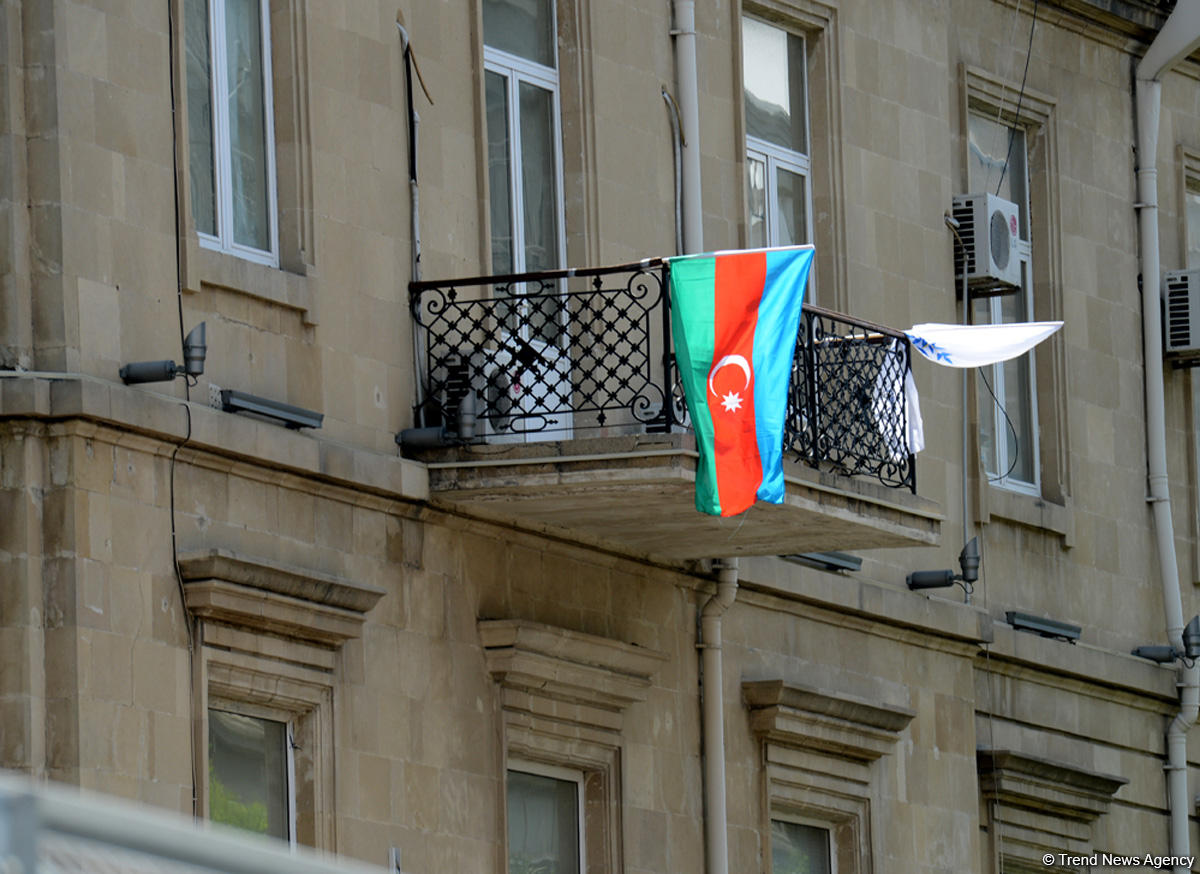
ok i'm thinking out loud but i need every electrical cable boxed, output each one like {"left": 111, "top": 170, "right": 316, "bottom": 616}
{"left": 168, "top": 399, "right": 197, "bottom": 815}
{"left": 995, "top": 0, "right": 1039, "bottom": 197}
{"left": 976, "top": 366, "right": 1022, "bottom": 482}
{"left": 167, "top": 0, "right": 190, "bottom": 403}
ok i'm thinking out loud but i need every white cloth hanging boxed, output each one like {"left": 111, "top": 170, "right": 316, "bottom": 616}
{"left": 872, "top": 341, "right": 925, "bottom": 458}
{"left": 904, "top": 321, "right": 1063, "bottom": 368}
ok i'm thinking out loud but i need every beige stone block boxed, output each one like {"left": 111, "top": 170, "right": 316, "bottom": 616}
{"left": 356, "top": 752, "right": 392, "bottom": 822}
{"left": 87, "top": 630, "right": 133, "bottom": 702}
{"left": 405, "top": 762, "right": 441, "bottom": 832}
{"left": 132, "top": 640, "right": 181, "bottom": 714}
{"left": 148, "top": 710, "right": 191, "bottom": 785}
{"left": 112, "top": 704, "right": 146, "bottom": 779}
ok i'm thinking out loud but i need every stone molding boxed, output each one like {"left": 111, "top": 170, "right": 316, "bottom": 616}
{"left": 977, "top": 750, "right": 1127, "bottom": 824}
{"left": 479, "top": 619, "right": 667, "bottom": 734}
{"left": 179, "top": 549, "right": 384, "bottom": 647}
{"left": 743, "top": 679, "right": 915, "bottom": 762}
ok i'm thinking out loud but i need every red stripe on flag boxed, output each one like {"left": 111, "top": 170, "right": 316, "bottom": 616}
{"left": 712, "top": 251, "right": 766, "bottom": 516}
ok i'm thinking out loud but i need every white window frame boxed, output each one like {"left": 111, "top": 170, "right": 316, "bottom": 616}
{"left": 970, "top": 113, "right": 1040, "bottom": 496}
{"left": 506, "top": 759, "right": 586, "bottom": 874}
{"left": 742, "top": 18, "right": 812, "bottom": 249}
{"left": 482, "top": 44, "right": 568, "bottom": 278}
{"left": 746, "top": 136, "right": 813, "bottom": 247}
{"left": 769, "top": 813, "right": 836, "bottom": 874}
{"left": 206, "top": 704, "right": 297, "bottom": 847}
{"left": 194, "top": 0, "right": 280, "bottom": 267}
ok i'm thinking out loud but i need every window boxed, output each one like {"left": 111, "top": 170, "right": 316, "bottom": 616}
{"left": 507, "top": 762, "right": 585, "bottom": 874}
{"left": 207, "top": 708, "right": 293, "bottom": 843}
{"left": 743, "top": 16, "right": 811, "bottom": 249}
{"left": 1187, "top": 172, "right": 1200, "bottom": 268}
{"left": 186, "top": 0, "right": 279, "bottom": 266}
{"left": 771, "top": 819, "right": 832, "bottom": 874}
{"left": 483, "top": 0, "right": 565, "bottom": 279}
{"left": 967, "top": 112, "right": 1038, "bottom": 493}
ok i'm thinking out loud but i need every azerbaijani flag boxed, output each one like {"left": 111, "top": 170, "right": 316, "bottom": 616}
{"left": 669, "top": 245, "right": 814, "bottom": 516}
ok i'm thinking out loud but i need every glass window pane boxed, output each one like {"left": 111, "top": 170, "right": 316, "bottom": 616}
{"left": 486, "top": 71, "right": 514, "bottom": 276}
{"left": 747, "top": 154, "right": 767, "bottom": 248}
{"left": 776, "top": 166, "right": 808, "bottom": 246}
{"left": 743, "top": 18, "right": 806, "bottom": 153}
{"left": 518, "top": 81, "right": 559, "bottom": 274}
{"left": 186, "top": 0, "right": 216, "bottom": 236}
{"left": 771, "top": 820, "right": 831, "bottom": 874}
{"left": 1002, "top": 351, "right": 1036, "bottom": 483}
{"left": 483, "top": 0, "right": 555, "bottom": 68}
{"left": 225, "top": 0, "right": 271, "bottom": 252}
{"left": 507, "top": 770, "right": 579, "bottom": 874}
{"left": 518, "top": 81, "right": 562, "bottom": 344}
{"left": 967, "top": 113, "right": 1027, "bottom": 239}
{"left": 1187, "top": 184, "right": 1200, "bottom": 269}
{"left": 208, "top": 710, "right": 289, "bottom": 841}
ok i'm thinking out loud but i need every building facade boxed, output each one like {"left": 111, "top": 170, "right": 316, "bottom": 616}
{"left": 1, "top": 0, "right": 1199, "bottom": 872}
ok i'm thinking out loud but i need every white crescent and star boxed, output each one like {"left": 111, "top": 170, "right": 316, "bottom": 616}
{"left": 707, "top": 354, "right": 752, "bottom": 413}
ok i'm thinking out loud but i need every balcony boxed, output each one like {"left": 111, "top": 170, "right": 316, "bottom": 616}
{"left": 405, "top": 261, "right": 940, "bottom": 561}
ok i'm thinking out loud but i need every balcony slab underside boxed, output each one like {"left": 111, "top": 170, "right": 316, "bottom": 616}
{"left": 417, "top": 435, "right": 941, "bottom": 561}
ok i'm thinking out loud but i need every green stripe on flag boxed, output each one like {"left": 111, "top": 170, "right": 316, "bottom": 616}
{"left": 668, "top": 255, "right": 721, "bottom": 515}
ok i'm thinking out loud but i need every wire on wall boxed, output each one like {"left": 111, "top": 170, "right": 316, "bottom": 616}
{"left": 994, "top": 0, "right": 1040, "bottom": 196}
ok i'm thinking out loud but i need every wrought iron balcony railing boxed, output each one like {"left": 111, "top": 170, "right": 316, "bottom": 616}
{"left": 409, "top": 260, "right": 916, "bottom": 492}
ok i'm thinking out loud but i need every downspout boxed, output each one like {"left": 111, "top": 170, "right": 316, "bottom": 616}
{"left": 700, "top": 559, "right": 738, "bottom": 874}
{"left": 1135, "top": 4, "right": 1200, "bottom": 866}
{"left": 671, "top": 0, "right": 703, "bottom": 254}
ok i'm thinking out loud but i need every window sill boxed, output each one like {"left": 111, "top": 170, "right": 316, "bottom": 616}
{"left": 185, "top": 239, "right": 317, "bottom": 325}
{"left": 985, "top": 484, "right": 1074, "bottom": 545}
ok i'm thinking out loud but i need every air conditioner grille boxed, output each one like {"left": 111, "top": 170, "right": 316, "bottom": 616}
{"left": 989, "top": 209, "right": 1011, "bottom": 270}
{"left": 1163, "top": 269, "right": 1200, "bottom": 361}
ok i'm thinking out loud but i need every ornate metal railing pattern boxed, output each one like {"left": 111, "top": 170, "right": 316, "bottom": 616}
{"left": 409, "top": 262, "right": 915, "bottom": 492}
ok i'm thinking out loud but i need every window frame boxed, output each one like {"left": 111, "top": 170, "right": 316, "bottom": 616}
{"left": 481, "top": 41, "right": 568, "bottom": 279}
{"left": 769, "top": 813, "right": 836, "bottom": 874}
{"left": 189, "top": 0, "right": 281, "bottom": 268}
{"left": 206, "top": 703, "right": 297, "bottom": 847}
{"left": 506, "top": 758, "right": 587, "bottom": 874}
{"left": 741, "top": 16, "right": 813, "bottom": 249}
{"left": 967, "top": 112, "right": 1040, "bottom": 496}
{"left": 961, "top": 65, "right": 1069, "bottom": 515}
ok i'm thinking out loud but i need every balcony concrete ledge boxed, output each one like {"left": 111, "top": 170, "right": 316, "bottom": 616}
{"left": 412, "top": 433, "right": 941, "bottom": 561}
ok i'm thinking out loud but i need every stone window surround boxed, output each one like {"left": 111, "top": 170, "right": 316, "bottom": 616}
{"left": 744, "top": 679, "right": 916, "bottom": 874}
{"left": 179, "top": 549, "right": 385, "bottom": 850}
{"left": 172, "top": 0, "right": 317, "bottom": 325}
{"left": 977, "top": 749, "right": 1127, "bottom": 873}
{"left": 1179, "top": 146, "right": 1200, "bottom": 584}
{"left": 737, "top": 0, "right": 846, "bottom": 311}
{"left": 479, "top": 619, "right": 668, "bottom": 874}
{"left": 961, "top": 64, "right": 1073, "bottom": 532}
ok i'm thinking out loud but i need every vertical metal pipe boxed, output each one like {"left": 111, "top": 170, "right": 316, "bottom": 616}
{"left": 672, "top": 0, "right": 703, "bottom": 254}
{"left": 700, "top": 559, "right": 738, "bottom": 874}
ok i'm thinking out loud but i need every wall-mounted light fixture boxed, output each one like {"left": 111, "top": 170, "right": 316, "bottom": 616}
{"left": 1006, "top": 611, "right": 1082, "bottom": 643}
{"left": 220, "top": 389, "right": 323, "bottom": 430}
{"left": 120, "top": 323, "right": 207, "bottom": 384}
{"left": 1132, "top": 616, "right": 1200, "bottom": 665}
{"left": 906, "top": 537, "right": 979, "bottom": 595}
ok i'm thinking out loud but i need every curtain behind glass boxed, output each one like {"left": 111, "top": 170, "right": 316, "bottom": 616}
{"left": 483, "top": 0, "right": 555, "bottom": 67}
{"left": 225, "top": 0, "right": 271, "bottom": 252}
{"left": 518, "top": 81, "right": 562, "bottom": 344}
{"left": 208, "top": 710, "right": 289, "bottom": 841}
{"left": 776, "top": 166, "right": 807, "bottom": 246}
{"left": 185, "top": 0, "right": 216, "bottom": 236}
{"left": 743, "top": 18, "right": 806, "bottom": 154}
{"left": 967, "top": 113, "right": 1027, "bottom": 238}
{"left": 507, "top": 770, "right": 579, "bottom": 874}
{"left": 486, "top": 71, "right": 514, "bottom": 276}
{"left": 771, "top": 820, "right": 831, "bottom": 874}
{"left": 747, "top": 155, "right": 767, "bottom": 248}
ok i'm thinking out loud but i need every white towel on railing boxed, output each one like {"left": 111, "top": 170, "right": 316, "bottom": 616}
{"left": 872, "top": 341, "right": 925, "bottom": 459}
{"left": 904, "top": 321, "right": 1063, "bottom": 368}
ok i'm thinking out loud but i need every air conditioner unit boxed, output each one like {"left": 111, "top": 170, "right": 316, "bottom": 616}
{"left": 1163, "top": 269, "right": 1200, "bottom": 364}
{"left": 951, "top": 193, "right": 1022, "bottom": 295}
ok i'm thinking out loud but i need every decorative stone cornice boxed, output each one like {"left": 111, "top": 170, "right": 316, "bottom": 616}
{"left": 977, "top": 750, "right": 1128, "bottom": 824}
{"left": 479, "top": 619, "right": 667, "bottom": 733}
{"left": 178, "top": 549, "right": 385, "bottom": 646}
{"left": 743, "top": 679, "right": 915, "bottom": 762}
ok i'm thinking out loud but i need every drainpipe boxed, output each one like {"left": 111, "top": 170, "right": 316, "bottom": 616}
{"left": 1135, "top": 5, "right": 1200, "bottom": 867}
{"left": 671, "top": 0, "right": 703, "bottom": 254}
{"left": 700, "top": 558, "right": 738, "bottom": 874}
